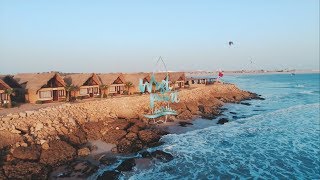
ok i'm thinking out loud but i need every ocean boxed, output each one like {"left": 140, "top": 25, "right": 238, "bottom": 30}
{"left": 96, "top": 73, "right": 320, "bottom": 179}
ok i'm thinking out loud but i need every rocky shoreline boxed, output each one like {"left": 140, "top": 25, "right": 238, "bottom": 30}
{"left": 0, "top": 84, "right": 264, "bottom": 179}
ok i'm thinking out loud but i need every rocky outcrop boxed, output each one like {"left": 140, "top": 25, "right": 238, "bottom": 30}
{"left": 116, "top": 158, "right": 136, "bottom": 172}
{"left": 97, "top": 170, "right": 120, "bottom": 180}
{"left": 138, "top": 129, "right": 161, "bottom": 145}
{"left": 40, "top": 140, "right": 76, "bottom": 166}
{"left": 2, "top": 161, "right": 48, "bottom": 179}
{"left": 12, "top": 145, "right": 40, "bottom": 161}
{"left": 150, "top": 150, "right": 174, "bottom": 162}
{"left": 217, "top": 118, "right": 229, "bottom": 125}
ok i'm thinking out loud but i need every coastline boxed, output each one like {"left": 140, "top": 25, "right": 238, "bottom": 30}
{"left": 0, "top": 83, "right": 263, "bottom": 179}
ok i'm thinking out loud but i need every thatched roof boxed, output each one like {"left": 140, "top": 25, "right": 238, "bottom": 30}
{"left": 0, "top": 79, "right": 11, "bottom": 90}
{"left": 153, "top": 72, "right": 169, "bottom": 82}
{"left": 123, "top": 73, "right": 150, "bottom": 87}
{"left": 64, "top": 73, "right": 101, "bottom": 87}
{"left": 169, "top": 72, "right": 186, "bottom": 82}
{"left": 0, "top": 75, "right": 21, "bottom": 88}
{"left": 14, "top": 73, "right": 66, "bottom": 91}
{"left": 98, "top": 73, "right": 126, "bottom": 85}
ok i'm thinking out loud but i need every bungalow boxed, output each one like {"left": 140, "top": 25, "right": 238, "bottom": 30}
{"left": 14, "top": 73, "right": 66, "bottom": 103}
{"left": 0, "top": 75, "right": 25, "bottom": 104}
{"left": 0, "top": 79, "right": 11, "bottom": 106}
{"left": 169, "top": 72, "right": 186, "bottom": 89}
{"left": 64, "top": 73, "right": 101, "bottom": 98}
{"left": 123, "top": 73, "right": 150, "bottom": 94}
{"left": 98, "top": 73, "right": 126, "bottom": 95}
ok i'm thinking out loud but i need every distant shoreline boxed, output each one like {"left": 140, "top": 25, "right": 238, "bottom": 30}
{"left": 186, "top": 69, "right": 320, "bottom": 77}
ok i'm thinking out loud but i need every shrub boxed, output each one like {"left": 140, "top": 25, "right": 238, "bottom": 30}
{"left": 35, "top": 100, "right": 43, "bottom": 104}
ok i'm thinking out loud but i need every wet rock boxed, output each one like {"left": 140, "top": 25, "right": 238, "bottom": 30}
{"left": 116, "top": 158, "right": 136, "bottom": 172}
{"left": 52, "top": 160, "right": 98, "bottom": 179}
{"left": 150, "top": 150, "right": 174, "bottom": 162}
{"left": 3, "top": 161, "right": 48, "bottom": 179}
{"left": 217, "top": 118, "right": 229, "bottom": 125}
{"left": 117, "top": 138, "right": 143, "bottom": 153}
{"left": 12, "top": 145, "right": 40, "bottom": 161}
{"left": 103, "top": 130, "right": 127, "bottom": 144}
{"left": 138, "top": 129, "right": 161, "bottom": 145}
{"left": 178, "top": 121, "right": 193, "bottom": 127}
{"left": 99, "top": 156, "right": 117, "bottom": 165}
{"left": 240, "top": 102, "right": 251, "bottom": 106}
{"left": 40, "top": 140, "right": 76, "bottom": 166}
{"left": 78, "top": 147, "right": 90, "bottom": 157}
{"left": 140, "top": 151, "right": 152, "bottom": 158}
{"left": 97, "top": 170, "right": 120, "bottom": 180}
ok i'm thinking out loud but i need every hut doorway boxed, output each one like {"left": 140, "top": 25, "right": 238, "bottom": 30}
{"left": 53, "top": 90, "right": 59, "bottom": 101}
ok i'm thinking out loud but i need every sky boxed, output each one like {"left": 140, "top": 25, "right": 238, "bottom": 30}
{"left": 0, "top": 0, "right": 319, "bottom": 74}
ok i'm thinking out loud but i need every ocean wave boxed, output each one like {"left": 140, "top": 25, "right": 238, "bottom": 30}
{"left": 130, "top": 103, "right": 320, "bottom": 179}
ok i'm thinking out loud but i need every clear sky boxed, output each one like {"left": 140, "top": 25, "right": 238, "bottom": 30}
{"left": 0, "top": 0, "right": 319, "bottom": 74}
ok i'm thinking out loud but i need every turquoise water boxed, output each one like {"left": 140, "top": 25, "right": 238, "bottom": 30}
{"left": 128, "top": 73, "right": 320, "bottom": 179}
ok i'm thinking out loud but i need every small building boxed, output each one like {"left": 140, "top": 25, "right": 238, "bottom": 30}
{"left": 64, "top": 73, "right": 101, "bottom": 98}
{"left": 0, "top": 79, "right": 12, "bottom": 106}
{"left": 123, "top": 73, "right": 150, "bottom": 94}
{"left": 0, "top": 75, "right": 25, "bottom": 104}
{"left": 98, "top": 73, "right": 126, "bottom": 95}
{"left": 185, "top": 76, "right": 216, "bottom": 86}
{"left": 14, "top": 73, "right": 66, "bottom": 103}
{"left": 169, "top": 72, "right": 186, "bottom": 89}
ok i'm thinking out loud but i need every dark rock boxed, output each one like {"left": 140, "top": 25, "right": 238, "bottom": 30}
{"left": 217, "top": 118, "right": 229, "bottom": 125}
{"left": 116, "top": 158, "right": 136, "bottom": 172}
{"left": 63, "top": 128, "right": 88, "bottom": 146}
{"left": 138, "top": 129, "right": 161, "bottom": 145}
{"left": 99, "top": 156, "right": 117, "bottom": 165}
{"left": 3, "top": 161, "right": 48, "bottom": 179}
{"left": 240, "top": 102, "right": 251, "bottom": 106}
{"left": 126, "top": 132, "right": 138, "bottom": 141}
{"left": 40, "top": 140, "right": 76, "bottom": 166}
{"left": 12, "top": 145, "right": 40, "bottom": 161}
{"left": 52, "top": 160, "right": 98, "bottom": 179}
{"left": 97, "top": 170, "right": 120, "bottom": 180}
{"left": 232, "top": 115, "right": 247, "bottom": 120}
{"left": 229, "top": 112, "right": 237, "bottom": 114}
{"left": 128, "top": 125, "right": 140, "bottom": 133}
{"left": 147, "top": 141, "right": 165, "bottom": 148}
{"left": 255, "top": 97, "right": 266, "bottom": 100}
{"left": 108, "top": 119, "right": 131, "bottom": 130}
{"left": 140, "top": 151, "right": 152, "bottom": 158}
{"left": 178, "top": 121, "right": 193, "bottom": 127}
{"left": 0, "top": 169, "right": 6, "bottom": 180}
{"left": 150, "top": 150, "right": 174, "bottom": 162}
{"left": 103, "top": 130, "right": 127, "bottom": 144}
{"left": 117, "top": 138, "right": 143, "bottom": 153}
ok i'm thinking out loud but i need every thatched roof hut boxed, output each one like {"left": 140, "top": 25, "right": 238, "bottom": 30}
{"left": 98, "top": 73, "right": 125, "bottom": 85}
{"left": 64, "top": 73, "right": 101, "bottom": 87}
{"left": 14, "top": 73, "right": 66, "bottom": 91}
